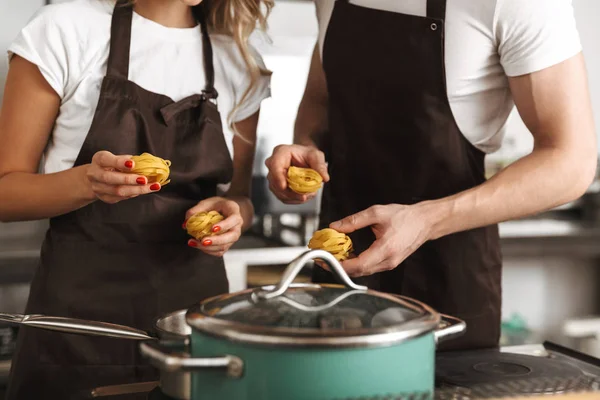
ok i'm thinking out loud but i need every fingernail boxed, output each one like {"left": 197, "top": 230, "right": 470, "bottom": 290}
{"left": 211, "top": 226, "right": 221, "bottom": 233}
{"left": 182, "top": 219, "right": 188, "bottom": 229}
{"left": 330, "top": 221, "right": 341, "bottom": 229}
{"left": 124, "top": 160, "right": 133, "bottom": 169}
{"left": 136, "top": 177, "right": 146, "bottom": 185}
{"left": 150, "top": 183, "right": 160, "bottom": 191}
{"left": 202, "top": 239, "right": 212, "bottom": 247}
{"left": 187, "top": 239, "right": 196, "bottom": 247}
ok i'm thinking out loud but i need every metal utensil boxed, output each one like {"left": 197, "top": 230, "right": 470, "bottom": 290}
{"left": 0, "top": 310, "right": 192, "bottom": 399}
{"left": 0, "top": 313, "right": 152, "bottom": 340}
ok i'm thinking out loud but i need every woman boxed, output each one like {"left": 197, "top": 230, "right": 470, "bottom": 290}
{"left": 0, "top": 0, "right": 272, "bottom": 397}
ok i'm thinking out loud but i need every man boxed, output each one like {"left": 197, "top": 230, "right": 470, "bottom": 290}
{"left": 265, "top": 0, "right": 597, "bottom": 350}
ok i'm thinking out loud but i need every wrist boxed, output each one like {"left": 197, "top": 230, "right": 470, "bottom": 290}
{"left": 227, "top": 195, "right": 254, "bottom": 230}
{"left": 294, "top": 135, "right": 318, "bottom": 148}
{"left": 418, "top": 198, "right": 455, "bottom": 241}
{"left": 77, "top": 165, "right": 96, "bottom": 203}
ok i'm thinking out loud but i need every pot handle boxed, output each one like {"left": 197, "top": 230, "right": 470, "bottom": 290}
{"left": 0, "top": 313, "right": 152, "bottom": 340}
{"left": 139, "top": 341, "right": 244, "bottom": 379}
{"left": 434, "top": 314, "right": 467, "bottom": 343}
{"left": 254, "top": 249, "right": 367, "bottom": 300}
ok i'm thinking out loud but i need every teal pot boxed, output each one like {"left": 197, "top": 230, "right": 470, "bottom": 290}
{"left": 140, "top": 250, "right": 466, "bottom": 400}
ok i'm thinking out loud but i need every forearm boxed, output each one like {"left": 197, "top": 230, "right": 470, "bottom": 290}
{"left": 0, "top": 165, "right": 95, "bottom": 222}
{"left": 293, "top": 43, "right": 329, "bottom": 148}
{"left": 427, "top": 146, "right": 596, "bottom": 240}
{"left": 293, "top": 98, "right": 327, "bottom": 148}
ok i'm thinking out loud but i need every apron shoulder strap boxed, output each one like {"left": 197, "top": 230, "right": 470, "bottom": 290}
{"left": 107, "top": 0, "right": 133, "bottom": 80}
{"left": 106, "top": 2, "right": 217, "bottom": 99}
{"left": 193, "top": 6, "right": 218, "bottom": 100}
{"left": 427, "top": 0, "right": 447, "bottom": 20}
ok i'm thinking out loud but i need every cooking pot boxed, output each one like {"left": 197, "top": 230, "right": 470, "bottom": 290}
{"left": 141, "top": 249, "right": 466, "bottom": 399}
{"left": 0, "top": 309, "right": 192, "bottom": 399}
{"left": 1, "top": 249, "right": 466, "bottom": 399}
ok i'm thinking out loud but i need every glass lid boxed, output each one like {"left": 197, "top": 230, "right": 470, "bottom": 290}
{"left": 198, "top": 286, "right": 425, "bottom": 330}
{"left": 187, "top": 250, "right": 440, "bottom": 348}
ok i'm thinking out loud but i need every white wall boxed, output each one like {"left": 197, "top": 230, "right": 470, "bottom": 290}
{"left": 574, "top": 0, "right": 600, "bottom": 147}
{"left": 0, "top": 0, "right": 44, "bottom": 108}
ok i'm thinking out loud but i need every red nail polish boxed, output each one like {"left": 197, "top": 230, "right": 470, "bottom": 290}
{"left": 150, "top": 183, "right": 160, "bottom": 191}
{"left": 211, "top": 226, "right": 221, "bottom": 233}
{"left": 124, "top": 160, "right": 133, "bottom": 169}
{"left": 182, "top": 220, "right": 188, "bottom": 229}
{"left": 187, "top": 239, "right": 196, "bottom": 247}
{"left": 202, "top": 239, "right": 212, "bottom": 247}
{"left": 136, "top": 177, "right": 145, "bottom": 185}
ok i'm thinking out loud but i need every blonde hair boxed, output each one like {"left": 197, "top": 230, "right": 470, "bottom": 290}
{"left": 119, "top": 0, "right": 273, "bottom": 136}
{"left": 203, "top": 0, "right": 273, "bottom": 134}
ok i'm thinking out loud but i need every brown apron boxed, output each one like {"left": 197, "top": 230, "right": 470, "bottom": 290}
{"left": 6, "top": 2, "right": 232, "bottom": 399}
{"left": 313, "top": 0, "right": 503, "bottom": 350}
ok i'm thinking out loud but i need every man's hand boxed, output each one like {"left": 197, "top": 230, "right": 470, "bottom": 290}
{"left": 329, "top": 203, "right": 434, "bottom": 277}
{"left": 265, "top": 144, "right": 330, "bottom": 204}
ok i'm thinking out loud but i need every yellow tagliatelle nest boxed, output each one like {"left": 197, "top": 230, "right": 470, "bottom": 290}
{"left": 186, "top": 211, "right": 224, "bottom": 240}
{"left": 287, "top": 166, "right": 323, "bottom": 194}
{"left": 308, "top": 228, "right": 353, "bottom": 261}
{"left": 129, "top": 153, "right": 171, "bottom": 185}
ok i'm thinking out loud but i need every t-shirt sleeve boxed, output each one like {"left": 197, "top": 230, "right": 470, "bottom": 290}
{"left": 229, "top": 43, "right": 271, "bottom": 123}
{"left": 314, "top": 0, "right": 335, "bottom": 58}
{"left": 495, "top": 0, "right": 582, "bottom": 77}
{"left": 7, "top": 6, "right": 69, "bottom": 98}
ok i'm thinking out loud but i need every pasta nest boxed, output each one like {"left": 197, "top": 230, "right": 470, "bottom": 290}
{"left": 130, "top": 153, "right": 172, "bottom": 185}
{"left": 186, "top": 211, "right": 224, "bottom": 240}
{"left": 287, "top": 166, "right": 323, "bottom": 194}
{"left": 308, "top": 228, "right": 353, "bottom": 261}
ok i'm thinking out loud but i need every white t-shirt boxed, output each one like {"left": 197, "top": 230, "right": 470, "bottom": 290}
{"left": 7, "top": 0, "right": 271, "bottom": 174}
{"left": 314, "top": 0, "right": 582, "bottom": 153}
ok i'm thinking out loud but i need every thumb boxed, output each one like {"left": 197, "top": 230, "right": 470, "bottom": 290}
{"left": 185, "top": 197, "right": 220, "bottom": 219}
{"left": 305, "top": 149, "right": 330, "bottom": 182}
{"left": 215, "top": 198, "right": 240, "bottom": 217}
{"left": 330, "top": 209, "right": 374, "bottom": 233}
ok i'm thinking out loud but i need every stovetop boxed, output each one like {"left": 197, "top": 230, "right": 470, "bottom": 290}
{"left": 85, "top": 342, "right": 600, "bottom": 399}
{"left": 433, "top": 342, "right": 600, "bottom": 399}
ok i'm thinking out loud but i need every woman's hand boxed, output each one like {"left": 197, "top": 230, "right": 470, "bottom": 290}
{"left": 265, "top": 144, "right": 330, "bottom": 204}
{"left": 328, "top": 203, "right": 434, "bottom": 277}
{"left": 86, "top": 150, "right": 160, "bottom": 204}
{"left": 184, "top": 197, "right": 244, "bottom": 257}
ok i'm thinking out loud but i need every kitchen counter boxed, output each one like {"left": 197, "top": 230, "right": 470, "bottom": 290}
{"left": 500, "top": 219, "right": 600, "bottom": 258}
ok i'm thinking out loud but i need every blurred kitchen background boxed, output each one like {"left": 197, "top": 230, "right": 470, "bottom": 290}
{"left": 1, "top": 0, "right": 600, "bottom": 385}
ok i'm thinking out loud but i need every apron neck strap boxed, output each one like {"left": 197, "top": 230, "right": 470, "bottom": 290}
{"left": 193, "top": 6, "right": 218, "bottom": 100}
{"left": 427, "top": 0, "right": 446, "bottom": 20}
{"left": 107, "top": 1, "right": 218, "bottom": 100}
{"left": 107, "top": 0, "right": 133, "bottom": 80}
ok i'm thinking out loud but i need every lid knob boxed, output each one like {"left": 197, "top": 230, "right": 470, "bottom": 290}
{"left": 253, "top": 250, "right": 368, "bottom": 301}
